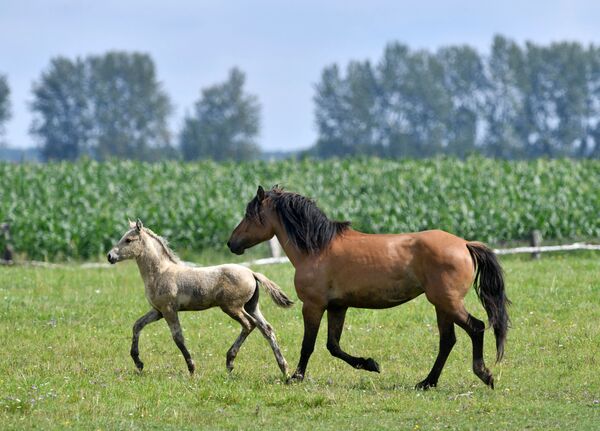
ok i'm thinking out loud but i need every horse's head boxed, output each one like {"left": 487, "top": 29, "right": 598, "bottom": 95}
{"left": 107, "top": 219, "right": 146, "bottom": 263}
{"left": 227, "top": 186, "right": 276, "bottom": 255}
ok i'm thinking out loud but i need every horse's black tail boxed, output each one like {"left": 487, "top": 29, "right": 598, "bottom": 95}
{"left": 467, "top": 242, "right": 511, "bottom": 362}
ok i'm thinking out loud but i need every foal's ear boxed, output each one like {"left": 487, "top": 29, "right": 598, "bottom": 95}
{"left": 128, "top": 219, "right": 136, "bottom": 229}
{"left": 135, "top": 219, "right": 143, "bottom": 232}
{"left": 257, "top": 185, "right": 265, "bottom": 202}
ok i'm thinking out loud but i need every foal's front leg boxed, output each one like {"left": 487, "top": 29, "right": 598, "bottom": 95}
{"left": 163, "top": 309, "right": 195, "bottom": 374}
{"left": 131, "top": 309, "right": 163, "bottom": 371}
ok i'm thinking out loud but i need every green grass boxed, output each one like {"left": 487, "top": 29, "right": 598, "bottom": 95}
{"left": 1, "top": 252, "right": 598, "bottom": 430}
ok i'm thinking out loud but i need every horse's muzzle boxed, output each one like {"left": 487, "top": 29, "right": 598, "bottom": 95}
{"left": 227, "top": 240, "right": 245, "bottom": 255}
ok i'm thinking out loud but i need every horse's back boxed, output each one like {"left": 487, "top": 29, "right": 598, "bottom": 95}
{"left": 310, "top": 229, "right": 474, "bottom": 309}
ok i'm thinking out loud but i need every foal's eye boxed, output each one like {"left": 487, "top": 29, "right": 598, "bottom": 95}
{"left": 125, "top": 238, "right": 133, "bottom": 243}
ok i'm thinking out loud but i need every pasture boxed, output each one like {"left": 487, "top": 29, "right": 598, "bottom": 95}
{"left": 1, "top": 252, "right": 598, "bottom": 430}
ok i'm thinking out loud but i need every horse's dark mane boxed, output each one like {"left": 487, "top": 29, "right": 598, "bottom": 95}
{"left": 248, "top": 187, "right": 350, "bottom": 254}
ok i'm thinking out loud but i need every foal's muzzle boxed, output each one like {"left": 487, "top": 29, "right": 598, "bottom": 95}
{"left": 107, "top": 250, "right": 118, "bottom": 264}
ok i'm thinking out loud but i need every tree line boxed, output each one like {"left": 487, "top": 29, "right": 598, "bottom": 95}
{"left": 0, "top": 54, "right": 259, "bottom": 162}
{"left": 1, "top": 35, "right": 600, "bottom": 161}
{"left": 313, "top": 35, "right": 600, "bottom": 158}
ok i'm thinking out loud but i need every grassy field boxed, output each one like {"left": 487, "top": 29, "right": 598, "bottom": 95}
{"left": 0, "top": 252, "right": 598, "bottom": 430}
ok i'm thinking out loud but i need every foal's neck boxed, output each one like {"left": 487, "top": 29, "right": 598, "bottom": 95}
{"left": 135, "top": 237, "right": 170, "bottom": 284}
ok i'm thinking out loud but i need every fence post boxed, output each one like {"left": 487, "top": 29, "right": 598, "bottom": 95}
{"left": 268, "top": 237, "right": 282, "bottom": 258}
{"left": 1, "top": 223, "right": 13, "bottom": 264}
{"left": 530, "top": 229, "right": 542, "bottom": 259}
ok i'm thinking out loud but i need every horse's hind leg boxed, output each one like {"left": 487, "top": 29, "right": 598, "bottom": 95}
{"left": 222, "top": 307, "right": 255, "bottom": 373}
{"left": 327, "top": 306, "right": 380, "bottom": 372}
{"left": 163, "top": 309, "right": 195, "bottom": 375}
{"left": 454, "top": 307, "right": 494, "bottom": 388}
{"left": 131, "top": 309, "right": 163, "bottom": 372}
{"left": 416, "top": 307, "right": 456, "bottom": 389}
{"left": 246, "top": 304, "right": 289, "bottom": 377}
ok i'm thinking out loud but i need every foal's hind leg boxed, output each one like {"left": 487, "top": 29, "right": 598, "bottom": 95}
{"left": 222, "top": 307, "right": 255, "bottom": 373}
{"left": 327, "top": 306, "right": 380, "bottom": 373}
{"left": 163, "top": 309, "right": 195, "bottom": 374}
{"left": 247, "top": 305, "right": 289, "bottom": 377}
{"left": 454, "top": 307, "right": 494, "bottom": 388}
{"left": 131, "top": 309, "right": 163, "bottom": 371}
{"left": 416, "top": 307, "right": 456, "bottom": 389}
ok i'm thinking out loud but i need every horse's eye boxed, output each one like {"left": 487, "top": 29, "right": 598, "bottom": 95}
{"left": 125, "top": 238, "right": 133, "bottom": 243}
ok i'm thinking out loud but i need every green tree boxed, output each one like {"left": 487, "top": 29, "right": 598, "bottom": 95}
{"left": 180, "top": 68, "right": 260, "bottom": 161}
{"left": 313, "top": 62, "right": 382, "bottom": 157}
{"left": 483, "top": 35, "right": 527, "bottom": 159}
{"left": 31, "top": 52, "right": 173, "bottom": 161}
{"left": 31, "top": 57, "right": 91, "bottom": 160}
{"left": 588, "top": 45, "right": 600, "bottom": 157}
{"left": 0, "top": 74, "right": 10, "bottom": 145}
{"left": 89, "top": 52, "right": 173, "bottom": 161}
{"left": 378, "top": 44, "right": 451, "bottom": 157}
{"left": 437, "top": 45, "right": 487, "bottom": 157}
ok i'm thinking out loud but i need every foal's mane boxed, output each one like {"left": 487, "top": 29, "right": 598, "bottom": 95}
{"left": 143, "top": 227, "right": 181, "bottom": 264}
{"left": 249, "top": 187, "right": 350, "bottom": 254}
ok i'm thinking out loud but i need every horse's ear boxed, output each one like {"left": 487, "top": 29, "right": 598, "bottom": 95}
{"left": 136, "top": 219, "right": 143, "bottom": 232}
{"left": 257, "top": 185, "right": 265, "bottom": 202}
{"left": 128, "top": 219, "right": 136, "bottom": 229}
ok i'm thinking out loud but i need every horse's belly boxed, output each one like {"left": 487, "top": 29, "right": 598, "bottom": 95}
{"left": 330, "top": 278, "right": 424, "bottom": 309}
{"left": 347, "top": 286, "right": 423, "bottom": 309}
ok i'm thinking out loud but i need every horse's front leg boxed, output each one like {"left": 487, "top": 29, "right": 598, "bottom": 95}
{"left": 290, "top": 301, "right": 325, "bottom": 382}
{"left": 327, "top": 306, "right": 380, "bottom": 373}
{"left": 163, "top": 309, "right": 195, "bottom": 374}
{"left": 131, "top": 309, "right": 163, "bottom": 371}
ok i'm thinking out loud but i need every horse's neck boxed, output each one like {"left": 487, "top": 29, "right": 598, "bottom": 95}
{"left": 271, "top": 220, "right": 308, "bottom": 268}
{"left": 135, "top": 238, "right": 169, "bottom": 284}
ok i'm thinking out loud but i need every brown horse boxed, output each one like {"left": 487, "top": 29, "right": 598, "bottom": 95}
{"left": 227, "top": 186, "right": 510, "bottom": 389}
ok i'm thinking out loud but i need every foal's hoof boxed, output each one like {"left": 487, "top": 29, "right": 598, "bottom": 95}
{"left": 286, "top": 372, "right": 305, "bottom": 384}
{"left": 364, "top": 358, "right": 381, "bottom": 373}
{"left": 187, "top": 360, "right": 196, "bottom": 375}
{"left": 415, "top": 379, "right": 437, "bottom": 390}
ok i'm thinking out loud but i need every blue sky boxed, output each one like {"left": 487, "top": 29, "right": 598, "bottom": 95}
{"left": 1, "top": 0, "right": 600, "bottom": 152}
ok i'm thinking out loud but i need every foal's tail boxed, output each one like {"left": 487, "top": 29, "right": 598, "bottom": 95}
{"left": 252, "top": 272, "right": 294, "bottom": 308}
{"left": 466, "top": 242, "right": 511, "bottom": 362}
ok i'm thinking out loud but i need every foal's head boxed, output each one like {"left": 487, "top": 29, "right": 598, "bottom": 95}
{"left": 107, "top": 219, "right": 146, "bottom": 264}
{"left": 227, "top": 186, "right": 275, "bottom": 255}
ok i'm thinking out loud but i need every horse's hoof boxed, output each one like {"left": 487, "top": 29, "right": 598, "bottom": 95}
{"left": 488, "top": 375, "right": 494, "bottom": 390}
{"left": 415, "top": 379, "right": 436, "bottom": 390}
{"left": 187, "top": 360, "right": 196, "bottom": 375}
{"left": 287, "top": 372, "right": 304, "bottom": 384}
{"left": 134, "top": 360, "right": 144, "bottom": 372}
{"left": 364, "top": 358, "right": 380, "bottom": 373}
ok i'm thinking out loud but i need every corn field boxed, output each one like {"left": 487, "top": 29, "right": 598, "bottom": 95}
{"left": 1, "top": 157, "right": 599, "bottom": 260}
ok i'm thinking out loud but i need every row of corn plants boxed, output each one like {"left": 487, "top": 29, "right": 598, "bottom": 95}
{"left": 1, "top": 157, "right": 598, "bottom": 260}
